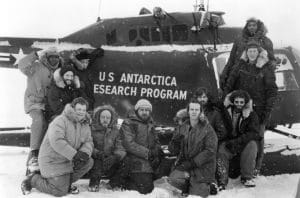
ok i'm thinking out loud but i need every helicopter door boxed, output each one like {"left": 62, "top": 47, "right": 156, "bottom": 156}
{"left": 270, "top": 52, "right": 300, "bottom": 126}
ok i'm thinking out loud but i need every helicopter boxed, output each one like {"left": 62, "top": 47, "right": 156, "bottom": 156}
{"left": 0, "top": 4, "right": 299, "bottom": 175}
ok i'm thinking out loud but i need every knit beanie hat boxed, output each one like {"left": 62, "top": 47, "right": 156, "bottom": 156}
{"left": 135, "top": 99, "right": 152, "bottom": 112}
{"left": 246, "top": 40, "right": 260, "bottom": 50}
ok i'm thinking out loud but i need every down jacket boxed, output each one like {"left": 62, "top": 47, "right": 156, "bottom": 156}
{"left": 91, "top": 105, "right": 126, "bottom": 159}
{"left": 38, "top": 104, "right": 93, "bottom": 178}
{"left": 18, "top": 50, "right": 63, "bottom": 113}
{"left": 119, "top": 113, "right": 161, "bottom": 173}
{"left": 173, "top": 119, "right": 218, "bottom": 183}
{"left": 223, "top": 50, "right": 278, "bottom": 125}
{"left": 46, "top": 68, "right": 86, "bottom": 120}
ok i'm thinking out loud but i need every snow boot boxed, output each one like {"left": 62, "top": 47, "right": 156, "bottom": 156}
{"left": 26, "top": 150, "right": 40, "bottom": 175}
{"left": 21, "top": 173, "right": 36, "bottom": 195}
{"left": 210, "top": 182, "right": 218, "bottom": 195}
{"left": 88, "top": 177, "right": 100, "bottom": 192}
{"left": 69, "top": 185, "right": 80, "bottom": 194}
{"left": 241, "top": 178, "right": 256, "bottom": 187}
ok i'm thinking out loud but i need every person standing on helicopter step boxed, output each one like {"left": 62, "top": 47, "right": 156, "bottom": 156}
{"left": 168, "top": 99, "right": 217, "bottom": 197}
{"left": 46, "top": 64, "right": 88, "bottom": 121}
{"left": 220, "top": 17, "right": 276, "bottom": 90}
{"left": 60, "top": 48, "right": 105, "bottom": 110}
{"left": 18, "top": 47, "right": 63, "bottom": 174}
{"left": 21, "top": 97, "right": 94, "bottom": 196}
{"left": 223, "top": 40, "right": 278, "bottom": 176}
{"left": 88, "top": 105, "right": 126, "bottom": 192}
{"left": 216, "top": 90, "right": 261, "bottom": 188}
{"left": 119, "top": 99, "right": 164, "bottom": 194}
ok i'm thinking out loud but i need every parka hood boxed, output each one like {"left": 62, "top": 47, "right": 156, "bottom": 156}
{"left": 92, "top": 105, "right": 118, "bottom": 130}
{"left": 242, "top": 18, "right": 268, "bottom": 39}
{"left": 224, "top": 92, "right": 253, "bottom": 118}
{"left": 53, "top": 68, "right": 80, "bottom": 89}
{"left": 63, "top": 103, "right": 90, "bottom": 124}
{"left": 240, "top": 48, "right": 269, "bottom": 68}
{"left": 39, "top": 48, "right": 63, "bottom": 71}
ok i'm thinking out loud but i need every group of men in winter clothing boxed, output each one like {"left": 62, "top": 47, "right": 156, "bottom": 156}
{"left": 19, "top": 17, "right": 277, "bottom": 197}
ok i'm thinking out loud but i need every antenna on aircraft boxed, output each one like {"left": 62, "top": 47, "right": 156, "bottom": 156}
{"left": 97, "top": 0, "right": 102, "bottom": 22}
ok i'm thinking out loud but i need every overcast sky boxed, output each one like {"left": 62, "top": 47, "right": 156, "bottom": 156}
{"left": 0, "top": 0, "right": 300, "bottom": 48}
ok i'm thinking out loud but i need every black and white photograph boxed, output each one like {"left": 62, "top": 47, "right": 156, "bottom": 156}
{"left": 0, "top": 0, "right": 300, "bottom": 197}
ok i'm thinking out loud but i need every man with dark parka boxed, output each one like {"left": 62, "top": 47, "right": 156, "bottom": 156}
{"left": 119, "top": 99, "right": 163, "bottom": 194}
{"left": 21, "top": 97, "right": 94, "bottom": 196}
{"left": 88, "top": 105, "right": 126, "bottom": 192}
{"left": 168, "top": 99, "right": 218, "bottom": 197}
{"left": 216, "top": 90, "right": 261, "bottom": 188}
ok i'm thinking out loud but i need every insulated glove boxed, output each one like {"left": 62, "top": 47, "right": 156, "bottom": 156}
{"left": 176, "top": 160, "right": 195, "bottom": 171}
{"left": 73, "top": 151, "right": 89, "bottom": 170}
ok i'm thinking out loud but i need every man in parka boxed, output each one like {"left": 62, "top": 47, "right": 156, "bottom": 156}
{"left": 119, "top": 99, "right": 163, "bottom": 194}
{"left": 216, "top": 90, "right": 261, "bottom": 188}
{"left": 220, "top": 17, "right": 276, "bottom": 89}
{"left": 88, "top": 105, "right": 126, "bottom": 192}
{"left": 168, "top": 99, "right": 218, "bottom": 197}
{"left": 223, "top": 41, "right": 278, "bottom": 174}
{"left": 46, "top": 64, "right": 87, "bottom": 121}
{"left": 18, "top": 47, "right": 63, "bottom": 172}
{"left": 21, "top": 97, "right": 94, "bottom": 196}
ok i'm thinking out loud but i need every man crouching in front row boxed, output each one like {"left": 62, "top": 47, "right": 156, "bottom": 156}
{"left": 21, "top": 97, "right": 94, "bottom": 197}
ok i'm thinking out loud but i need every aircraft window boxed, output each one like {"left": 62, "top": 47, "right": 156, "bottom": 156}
{"left": 275, "top": 54, "right": 293, "bottom": 72}
{"left": 106, "top": 29, "right": 117, "bottom": 45}
{"left": 129, "top": 29, "right": 137, "bottom": 42}
{"left": 139, "top": 27, "right": 150, "bottom": 41}
{"left": 275, "top": 71, "right": 299, "bottom": 91}
{"left": 212, "top": 52, "right": 230, "bottom": 75}
{"left": 292, "top": 48, "right": 300, "bottom": 68}
{"left": 162, "top": 26, "right": 171, "bottom": 42}
{"left": 172, "top": 25, "right": 188, "bottom": 41}
{"left": 151, "top": 27, "right": 160, "bottom": 42}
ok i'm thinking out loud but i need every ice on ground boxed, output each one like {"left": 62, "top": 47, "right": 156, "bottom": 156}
{"left": 0, "top": 146, "right": 299, "bottom": 198}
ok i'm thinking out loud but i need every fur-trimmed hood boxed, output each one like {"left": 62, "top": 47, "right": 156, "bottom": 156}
{"left": 242, "top": 18, "right": 268, "bottom": 39}
{"left": 39, "top": 48, "right": 63, "bottom": 71}
{"left": 62, "top": 103, "right": 90, "bottom": 124}
{"left": 223, "top": 92, "right": 253, "bottom": 119}
{"left": 92, "top": 105, "right": 118, "bottom": 130}
{"left": 240, "top": 49, "right": 269, "bottom": 68}
{"left": 53, "top": 68, "right": 80, "bottom": 89}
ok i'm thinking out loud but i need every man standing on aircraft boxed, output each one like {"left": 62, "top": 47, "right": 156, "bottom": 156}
{"left": 88, "top": 105, "right": 126, "bottom": 192}
{"left": 119, "top": 99, "right": 164, "bottom": 194}
{"left": 168, "top": 99, "right": 217, "bottom": 197}
{"left": 21, "top": 97, "right": 94, "bottom": 196}
{"left": 46, "top": 64, "right": 87, "bottom": 121}
{"left": 216, "top": 90, "right": 261, "bottom": 188}
{"left": 223, "top": 41, "right": 278, "bottom": 175}
{"left": 220, "top": 17, "right": 276, "bottom": 89}
{"left": 18, "top": 47, "right": 63, "bottom": 173}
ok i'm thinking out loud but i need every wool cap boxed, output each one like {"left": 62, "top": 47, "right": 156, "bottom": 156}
{"left": 135, "top": 99, "right": 152, "bottom": 112}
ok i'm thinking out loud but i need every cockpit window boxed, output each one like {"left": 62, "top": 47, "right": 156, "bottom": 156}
{"left": 129, "top": 29, "right": 137, "bottom": 42}
{"left": 139, "top": 27, "right": 150, "bottom": 41}
{"left": 172, "top": 25, "right": 188, "bottom": 41}
{"left": 275, "top": 53, "right": 299, "bottom": 91}
{"left": 151, "top": 27, "right": 160, "bottom": 42}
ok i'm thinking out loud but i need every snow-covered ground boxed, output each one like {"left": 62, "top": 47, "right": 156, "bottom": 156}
{"left": 0, "top": 145, "right": 299, "bottom": 198}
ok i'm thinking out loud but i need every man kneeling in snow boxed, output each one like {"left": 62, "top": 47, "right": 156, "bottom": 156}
{"left": 168, "top": 99, "right": 218, "bottom": 197}
{"left": 88, "top": 105, "right": 126, "bottom": 192}
{"left": 21, "top": 97, "right": 94, "bottom": 196}
{"left": 216, "top": 90, "right": 261, "bottom": 189}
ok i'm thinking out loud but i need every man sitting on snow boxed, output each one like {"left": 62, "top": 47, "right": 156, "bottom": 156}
{"left": 21, "top": 97, "right": 94, "bottom": 196}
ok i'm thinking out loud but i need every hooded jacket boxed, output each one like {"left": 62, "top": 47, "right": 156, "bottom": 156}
{"left": 46, "top": 68, "right": 86, "bottom": 120}
{"left": 91, "top": 105, "right": 126, "bottom": 160}
{"left": 220, "top": 20, "right": 275, "bottom": 89}
{"left": 18, "top": 50, "right": 63, "bottom": 113}
{"left": 38, "top": 104, "right": 93, "bottom": 178}
{"left": 221, "top": 92, "right": 261, "bottom": 153}
{"left": 223, "top": 50, "right": 278, "bottom": 125}
{"left": 119, "top": 112, "right": 161, "bottom": 173}
{"left": 174, "top": 119, "right": 217, "bottom": 183}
